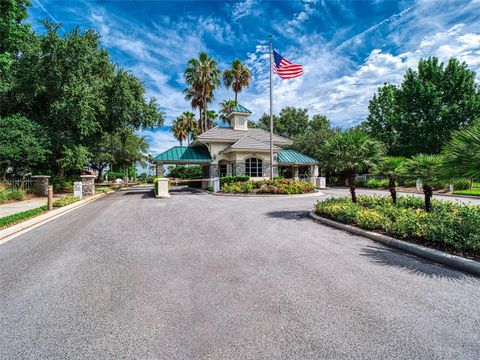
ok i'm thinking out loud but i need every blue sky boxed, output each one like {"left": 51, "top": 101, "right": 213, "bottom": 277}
{"left": 27, "top": 0, "right": 480, "bottom": 156}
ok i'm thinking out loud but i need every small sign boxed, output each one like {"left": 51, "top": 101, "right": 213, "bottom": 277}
{"left": 74, "top": 182, "right": 82, "bottom": 199}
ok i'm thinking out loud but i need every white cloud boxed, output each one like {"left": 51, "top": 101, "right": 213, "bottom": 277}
{"left": 232, "top": 0, "right": 255, "bottom": 20}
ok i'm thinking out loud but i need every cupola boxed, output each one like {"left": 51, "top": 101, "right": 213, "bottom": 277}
{"left": 226, "top": 104, "right": 252, "bottom": 131}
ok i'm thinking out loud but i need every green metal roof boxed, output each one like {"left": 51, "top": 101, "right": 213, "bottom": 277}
{"left": 154, "top": 146, "right": 212, "bottom": 163}
{"left": 229, "top": 103, "right": 252, "bottom": 115}
{"left": 277, "top": 150, "right": 319, "bottom": 165}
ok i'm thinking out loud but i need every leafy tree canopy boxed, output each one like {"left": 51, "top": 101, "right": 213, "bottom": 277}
{"left": 363, "top": 57, "right": 480, "bottom": 156}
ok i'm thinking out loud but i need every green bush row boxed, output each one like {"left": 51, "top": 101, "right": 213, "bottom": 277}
{"left": 220, "top": 175, "right": 250, "bottom": 186}
{"left": 0, "top": 188, "right": 27, "bottom": 204}
{"left": 0, "top": 205, "right": 48, "bottom": 228}
{"left": 53, "top": 196, "right": 80, "bottom": 207}
{"left": 356, "top": 179, "right": 390, "bottom": 188}
{"left": 315, "top": 196, "right": 480, "bottom": 252}
{"left": 222, "top": 178, "right": 315, "bottom": 195}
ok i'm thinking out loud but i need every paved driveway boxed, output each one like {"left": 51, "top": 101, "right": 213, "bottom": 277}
{"left": 0, "top": 186, "right": 479, "bottom": 359}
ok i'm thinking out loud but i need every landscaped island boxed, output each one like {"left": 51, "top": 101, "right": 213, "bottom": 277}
{"left": 221, "top": 176, "right": 316, "bottom": 195}
{"left": 315, "top": 196, "right": 480, "bottom": 260}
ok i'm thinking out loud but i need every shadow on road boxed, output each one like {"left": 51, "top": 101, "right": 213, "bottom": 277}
{"left": 265, "top": 210, "right": 309, "bottom": 221}
{"left": 360, "top": 244, "right": 479, "bottom": 282}
{"left": 121, "top": 187, "right": 155, "bottom": 199}
{"left": 169, "top": 186, "right": 207, "bottom": 196}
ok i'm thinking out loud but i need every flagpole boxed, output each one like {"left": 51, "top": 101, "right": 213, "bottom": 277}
{"left": 269, "top": 35, "right": 274, "bottom": 180}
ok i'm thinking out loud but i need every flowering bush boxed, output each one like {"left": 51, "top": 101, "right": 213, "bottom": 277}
{"left": 315, "top": 196, "right": 480, "bottom": 253}
{"left": 221, "top": 178, "right": 315, "bottom": 195}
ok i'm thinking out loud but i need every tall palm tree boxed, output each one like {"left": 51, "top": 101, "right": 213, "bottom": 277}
{"left": 400, "top": 154, "right": 443, "bottom": 212}
{"left": 323, "top": 130, "right": 386, "bottom": 203}
{"left": 219, "top": 99, "right": 236, "bottom": 124}
{"left": 176, "top": 111, "right": 198, "bottom": 145}
{"left": 223, "top": 59, "right": 252, "bottom": 104}
{"left": 441, "top": 119, "right": 480, "bottom": 182}
{"left": 373, "top": 156, "right": 406, "bottom": 204}
{"left": 184, "top": 52, "right": 221, "bottom": 133}
{"left": 171, "top": 117, "right": 188, "bottom": 146}
{"left": 205, "top": 110, "right": 217, "bottom": 130}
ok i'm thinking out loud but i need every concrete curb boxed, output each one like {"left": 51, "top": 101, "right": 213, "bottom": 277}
{"left": 308, "top": 210, "right": 480, "bottom": 276}
{"left": 0, "top": 192, "right": 113, "bottom": 246}
{"left": 212, "top": 191, "right": 324, "bottom": 198}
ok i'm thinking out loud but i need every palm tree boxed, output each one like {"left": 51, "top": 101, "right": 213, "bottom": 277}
{"left": 205, "top": 110, "right": 217, "bottom": 130}
{"left": 171, "top": 117, "right": 188, "bottom": 146}
{"left": 323, "top": 130, "right": 386, "bottom": 203}
{"left": 441, "top": 119, "right": 480, "bottom": 182}
{"left": 219, "top": 99, "right": 236, "bottom": 124}
{"left": 177, "top": 111, "right": 198, "bottom": 144}
{"left": 184, "top": 52, "right": 221, "bottom": 133}
{"left": 373, "top": 157, "right": 406, "bottom": 204}
{"left": 400, "top": 154, "right": 443, "bottom": 212}
{"left": 223, "top": 59, "right": 252, "bottom": 104}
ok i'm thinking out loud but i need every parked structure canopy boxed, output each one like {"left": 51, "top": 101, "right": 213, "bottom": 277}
{"left": 154, "top": 146, "right": 212, "bottom": 165}
{"left": 277, "top": 150, "right": 319, "bottom": 165}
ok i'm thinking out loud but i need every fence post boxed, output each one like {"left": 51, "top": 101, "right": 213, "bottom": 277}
{"left": 47, "top": 185, "right": 53, "bottom": 211}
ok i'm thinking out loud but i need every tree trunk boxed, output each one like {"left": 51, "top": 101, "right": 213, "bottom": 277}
{"left": 389, "top": 177, "right": 397, "bottom": 204}
{"left": 347, "top": 173, "right": 357, "bottom": 203}
{"left": 234, "top": 91, "right": 237, "bottom": 104}
{"left": 423, "top": 184, "right": 433, "bottom": 212}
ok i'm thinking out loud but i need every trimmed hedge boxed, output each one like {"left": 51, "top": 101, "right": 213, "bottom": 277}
{"left": 220, "top": 175, "right": 250, "bottom": 186}
{"left": 315, "top": 196, "right": 480, "bottom": 254}
{"left": 53, "top": 196, "right": 80, "bottom": 207}
{"left": 0, "top": 205, "right": 48, "bottom": 228}
{"left": 222, "top": 178, "right": 315, "bottom": 195}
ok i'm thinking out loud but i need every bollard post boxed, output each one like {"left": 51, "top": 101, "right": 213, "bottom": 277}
{"left": 48, "top": 185, "right": 53, "bottom": 211}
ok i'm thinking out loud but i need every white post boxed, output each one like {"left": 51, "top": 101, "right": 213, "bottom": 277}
{"left": 74, "top": 182, "right": 83, "bottom": 199}
{"left": 213, "top": 177, "right": 220, "bottom": 193}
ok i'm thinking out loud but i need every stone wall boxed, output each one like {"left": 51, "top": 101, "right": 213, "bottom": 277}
{"left": 234, "top": 162, "right": 245, "bottom": 176}
{"left": 31, "top": 176, "right": 50, "bottom": 196}
{"left": 80, "top": 175, "right": 96, "bottom": 196}
{"left": 209, "top": 164, "right": 218, "bottom": 178}
{"left": 262, "top": 163, "right": 278, "bottom": 178}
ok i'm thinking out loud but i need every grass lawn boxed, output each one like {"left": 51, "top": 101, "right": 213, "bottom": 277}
{"left": 453, "top": 182, "right": 480, "bottom": 196}
{"left": 0, "top": 205, "right": 48, "bottom": 229}
{"left": 453, "top": 188, "right": 480, "bottom": 196}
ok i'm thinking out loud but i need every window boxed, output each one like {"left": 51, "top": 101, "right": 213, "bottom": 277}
{"left": 245, "top": 158, "right": 263, "bottom": 177}
{"left": 219, "top": 163, "right": 228, "bottom": 177}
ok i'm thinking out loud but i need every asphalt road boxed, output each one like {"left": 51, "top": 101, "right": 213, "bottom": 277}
{"left": 1, "top": 186, "right": 479, "bottom": 359}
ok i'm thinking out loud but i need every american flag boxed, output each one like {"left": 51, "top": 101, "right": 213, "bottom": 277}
{"left": 273, "top": 50, "right": 303, "bottom": 79}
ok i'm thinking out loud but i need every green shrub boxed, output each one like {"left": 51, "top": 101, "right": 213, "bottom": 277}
{"left": 51, "top": 176, "right": 75, "bottom": 192}
{"left": 0, "top": 188, "right": 27, "bottom": 203}
{"left": 153, "top": 178, "right": 158, "bottom": 194}
{"left": 357, "top": 178, "right": 389, "bottom": 188}
{"left": 105, "top": 171, "right": 124, "bottom": 180}
{"left": 221, "top": 178, "right": 315, "bottom": 195}
{"left": 315, "top": 195, "right": 480, "bottom": 252}
{"left": 220, "top": 175, "right": 250, "bottom": 186}
{"left": 0, "top": 205, "right": 48, "bottom": 228}
{"left": 166, "top": 165, "right": 202, "bottom": 180}
{"left": 53, "top": 196, "right": 80, "bottom": 207}
{"left": 7, "top": 189, "right": 26, "bottom": 201}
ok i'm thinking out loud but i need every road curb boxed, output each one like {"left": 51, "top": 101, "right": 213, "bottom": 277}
{"left": 308, "top": 210, "right": 480, "bottom": 276}
{"left": 0, "top": 192, "right": 113, "bottom": 246}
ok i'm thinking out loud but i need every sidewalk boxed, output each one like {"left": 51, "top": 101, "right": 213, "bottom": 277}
{"left": 0, "top": 198, "right": 47, "bottom": 218}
